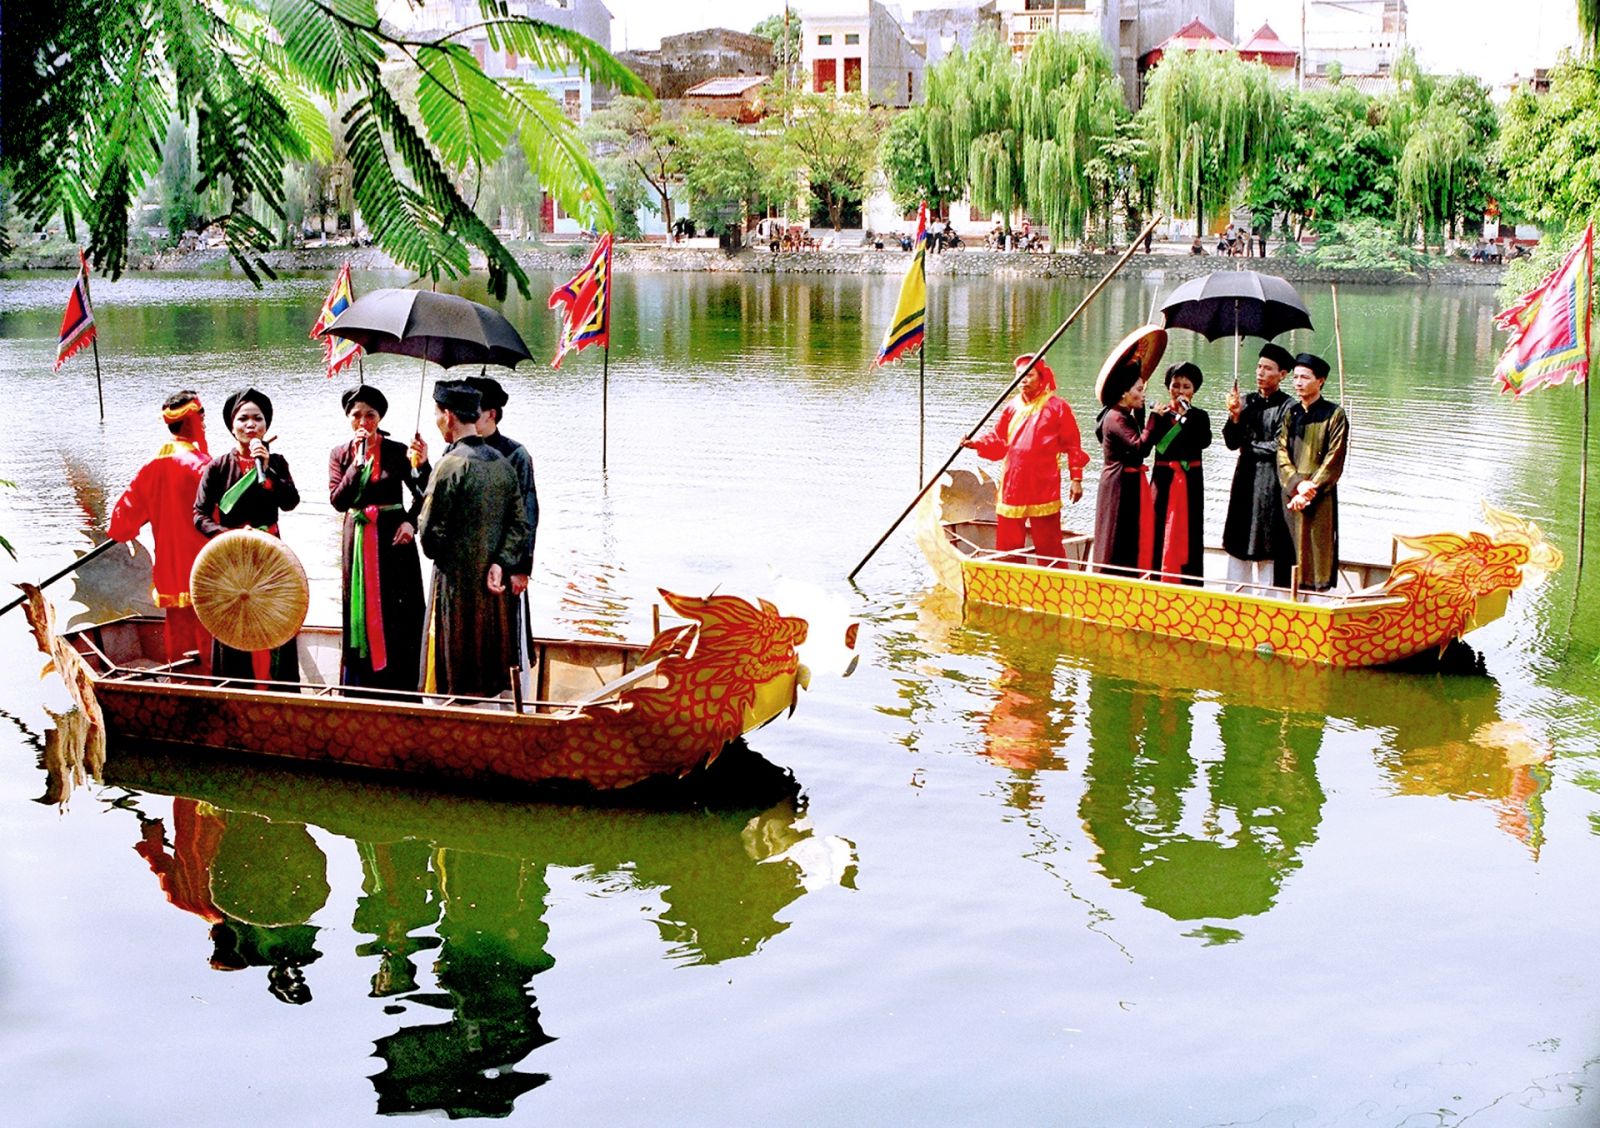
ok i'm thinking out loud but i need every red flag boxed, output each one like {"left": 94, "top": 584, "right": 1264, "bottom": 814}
{"left": 54, "top": 250, "right": 97, "bottom": 372}
{"left": 1493, "top": 224, "right": 1593, "bottom": 396}
{"left": 310, "top": 263, "right": 362, "bottom": 378}
{"left": 548, "top": 233, "right": 612, "bottom": 369}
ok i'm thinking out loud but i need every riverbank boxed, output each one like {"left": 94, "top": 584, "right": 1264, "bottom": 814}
{"left": 6, "top": 242, "right": 1507, "bottom": 287}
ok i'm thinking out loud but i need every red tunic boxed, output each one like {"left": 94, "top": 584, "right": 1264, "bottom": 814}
{"left": 970, "top": 393, "right": 1090, "bottom": 518}
{"left": 108, "top": 439, "right": 211, "bottom": 607}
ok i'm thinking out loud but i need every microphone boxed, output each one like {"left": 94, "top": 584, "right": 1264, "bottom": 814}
{"left": 1176, "top": 396, "right": 1192, "bottom": 416}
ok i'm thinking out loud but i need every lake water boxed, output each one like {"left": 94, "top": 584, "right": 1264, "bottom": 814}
{"left": 1, "top": 266, "right": 1598, "bottom": 1125}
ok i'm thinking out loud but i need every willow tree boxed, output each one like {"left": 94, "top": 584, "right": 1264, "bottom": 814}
{"left": 1384, "top": 54, "right": 1497, "bottom": 249}
{"left": 1015, "top": 32, "right": 1124, "bottom": 246}
{"left": 1137, "top": 49, "right": 1280, "bottom": 235}
{"left": 1, "top": 0, "right": 646, "bottom": 297}
{"left": 1583, "top": 0, "right": 1600, "bottom": 54}
{"left": 920, "top": 30, "right": 1023, "bottom": 225}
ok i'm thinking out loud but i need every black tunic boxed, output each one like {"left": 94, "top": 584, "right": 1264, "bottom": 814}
{"left": 193, "top": 451, "right": 302, "bottom": 682}
{"left": 329, "top": 434, "right": 430, "bottom": 693}
{"left": 1151, "top": 406, "right": 1212, "bottom": 584}
{"left": 1092, "top": 407, "right": 1158, "bottom": 574}
{"left": 1222, "top": 390, "right": 1293, "bottom": 585}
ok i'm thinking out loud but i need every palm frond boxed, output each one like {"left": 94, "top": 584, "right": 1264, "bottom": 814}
{"left": 414, "top": 43, "right": 515, "bottom": 172}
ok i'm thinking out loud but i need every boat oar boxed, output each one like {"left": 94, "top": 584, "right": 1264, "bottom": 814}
{"left": 0, "top": 539, "right": 121, "bottom": 617}
{"left": 847, "top": 213, "right": 1163, "bottom": 582}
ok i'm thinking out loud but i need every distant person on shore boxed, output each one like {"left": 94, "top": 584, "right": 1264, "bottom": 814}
{"left": 1149, "top": 362, "right": 1212, "bottom": 585}
{"left": 416, "top": 381, "right": 529, "bottom": 699}
{"left": 1277, "top": 353, "right": 1349, "bottom": 593}
{"left": 108, "top": 390, "right": 213, "bottom": 674}
{"left": 961, "top": 355, "right": 1089, "bottom": 560}
{"left": 1222, "top": 344, "right": 1296, "bottom": 592}
{"left": 1190, "top": 236, "right": 1204, "bottom": 255}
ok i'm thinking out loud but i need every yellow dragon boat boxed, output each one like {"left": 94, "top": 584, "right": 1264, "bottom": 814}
{"left": 916, "top": 469, "right": 1560, "bottom": 668}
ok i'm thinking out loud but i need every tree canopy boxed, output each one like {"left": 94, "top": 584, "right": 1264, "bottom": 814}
{"left": 0, "top": 0, "right": 647, "bottom": 297}
{"left": 1137, "top": 48, "right": 1280, "bottom": 231}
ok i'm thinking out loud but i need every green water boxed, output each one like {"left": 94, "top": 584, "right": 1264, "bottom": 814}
{"left": 0, "top": 268, "right": 1597, "bottom": 1125}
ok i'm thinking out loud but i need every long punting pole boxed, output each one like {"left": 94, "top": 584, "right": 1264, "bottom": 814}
{"left": 0, "top": 539, "right": 120, "bottom": 617}
{"left": 847, "top": 213, "right": 1163, "bottom": 582}
{"left": 602, "top": 344, "right": 610, "bottom": 472}
{"left": 1331, "top": 283, "right": 1346, "bottom": 404}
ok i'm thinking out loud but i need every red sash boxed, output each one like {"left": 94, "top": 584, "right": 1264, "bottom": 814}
{"left": 1125, "top": 466, "right": 1156, "bottom": 576}
{"left": 1157, "top": 459, "right": 1200, "bottom": 576}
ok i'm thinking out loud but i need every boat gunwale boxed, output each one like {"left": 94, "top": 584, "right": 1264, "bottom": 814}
{"left": 944, "top": 525, "right": 1409, "bottom": 619}
{"left": 65, "top": 616, "right": 666, "bottom": 724}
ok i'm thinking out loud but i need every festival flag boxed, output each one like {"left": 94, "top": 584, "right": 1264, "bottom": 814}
{"left": 54, "top": 250, "right": 97, "bottom": 372}
{"left": 549, "top": 232, "right": 613, "bottom": 369}
{"left": 310, "top": 262, "right": 363, "bottom": 378}
{"left": 1493, "top": 223, "right": 1593, "bottom": 396}
{"left": 876, "top": 202, "right": 929, "bottom": 366}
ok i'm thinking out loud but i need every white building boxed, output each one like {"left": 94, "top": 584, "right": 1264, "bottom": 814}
{"left": 1302, "top": 0, "right": 1407, "bottom": 84}
{"left": 994, "top": 0, "right": 1236, "bottom": 106}
{"left": 397, "top": 0, "right": 613, "bottom": 120}
{"left": 799, "top": 1, "right": 926, "bottom": 108}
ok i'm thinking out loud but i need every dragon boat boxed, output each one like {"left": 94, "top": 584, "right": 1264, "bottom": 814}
{"left": 916, "top": 470, "right": 1560, "bottom": 669}
{"left": 29, "top": 588, "right": 810, "bottom": 792}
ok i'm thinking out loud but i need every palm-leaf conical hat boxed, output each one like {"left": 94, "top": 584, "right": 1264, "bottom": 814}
{"left": 190, "top": 529, "right": 309, "bottom": 652}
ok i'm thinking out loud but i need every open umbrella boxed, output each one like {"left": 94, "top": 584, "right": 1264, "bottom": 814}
{"left": 1159, "top": 269, "right": 1313, "bottom": 389}
{"left": 319, "top": 287, "right": 532, "bottom": 438}
{"left": 319, "top": 288, "right": 531, "bottom": 368}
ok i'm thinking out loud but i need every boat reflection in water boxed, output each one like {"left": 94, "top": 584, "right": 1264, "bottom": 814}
{"left": 899, "top": 594, "right": 1551, "bottom": 930}
{"left": 70, "top": 738, "right": 852, "bottom": 1119}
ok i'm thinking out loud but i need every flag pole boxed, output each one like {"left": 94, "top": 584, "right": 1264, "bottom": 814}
{"left": 80, "top": 254, "right": 105, "bottom": 422}
{"left": 918, "top": 344, "right": 925, "bottom": 484}
{"left": 1331, "top": 283, "right": 1346, "bottom": 404}
{"left": 848, "top": 213, "right": 1162, "bottom": 582}
{"left": 602, "top": 343, "right": 610, "bottom": 472}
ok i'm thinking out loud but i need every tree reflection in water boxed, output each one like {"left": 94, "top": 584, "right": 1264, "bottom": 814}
{"left": 73, "top": 740, "right": 850, "bottom": 1120}
{"left": 887, "top": 595, "right": 1552, "bottom": 930}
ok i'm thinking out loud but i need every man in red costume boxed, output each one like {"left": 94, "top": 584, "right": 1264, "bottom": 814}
{"left": 962, "top": 355, "right": 1089, "bottom": 557}
{"left": 108, "top": 390, "right": 213, "bottom": 673}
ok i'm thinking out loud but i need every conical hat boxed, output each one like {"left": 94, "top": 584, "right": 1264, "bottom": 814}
{"left": 1094, "top": 324, "right": 1168, "bottom": 406}
{"left": 190, "top": 529, "right": 308, "bottom": 653}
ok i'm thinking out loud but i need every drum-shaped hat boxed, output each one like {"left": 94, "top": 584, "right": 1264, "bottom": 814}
{"left": 1094, "top": 324, "right": 1168, "bottom": 406}
{"left": 190, "top": 529, "right": 309, "bottom": 654}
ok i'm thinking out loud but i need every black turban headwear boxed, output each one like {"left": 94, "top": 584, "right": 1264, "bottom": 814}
{"left": 222, "top": 387, "right": 272, "bottom": 430}
{"left": 1258, "top": 343, "right": 1295, "bottom": 372}
{"left": 433, "top": 380, "right": 482, "bottom": 420}
{"left": 340, "top": 384, "right": 389, "bottom": 418}
{"left": 464, "top": 374, "right": 508, "bottom": 412}
{"left": 1293, "top": 352, "right": 1331, "bottom": 380}
{"left": 1164, "top": 361, "right": 1203, "bottom": 390}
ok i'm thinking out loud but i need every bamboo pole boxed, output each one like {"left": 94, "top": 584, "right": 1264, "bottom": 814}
{"left": 0, "top": 539, "right": 120, "bottom": 617}
{"left": 847, "top": 213, "right": 1163, "bottom": 582}
{"left": 602, "top": 343, "right": 611, "bottom": 472}
{"left": 1331, "top": 283, "right": 1346, "bottom": 404}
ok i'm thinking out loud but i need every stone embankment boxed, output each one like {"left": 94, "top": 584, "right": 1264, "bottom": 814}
{"left": 7, "top": 243, "right": 1506, "bottom": 287}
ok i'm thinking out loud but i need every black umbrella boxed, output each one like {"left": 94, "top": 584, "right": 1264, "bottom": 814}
{"left": 319, "top": 288, "right": 531, "bottom": 369}
{"left": 1160, "top": 270, "right": 1313, "bottom": 340}
{"left": 1159, "top": 269, "right": 1313, "bottom": 389}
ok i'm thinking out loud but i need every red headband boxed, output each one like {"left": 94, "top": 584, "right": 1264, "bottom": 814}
{"left": 161, "top": 399, "right": 203, "bottom": 423}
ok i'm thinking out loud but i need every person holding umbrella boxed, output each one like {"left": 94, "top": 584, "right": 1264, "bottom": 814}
{"left": 1091, "top": 326, "right": 1167, "bottom": 576}
{"left": 416, "top": 381, "right": 529, "bottom": 699}
{"left": 1277, "top": 353, "right": 1349, "bottom": 594}
{"left": 328, "top": 384, "right": 431, "bottom": 694}
{"left": 1222, "top": 343, "right": 1296, "bottom": 592}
